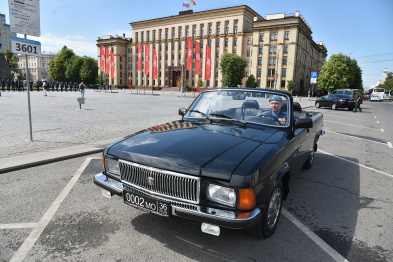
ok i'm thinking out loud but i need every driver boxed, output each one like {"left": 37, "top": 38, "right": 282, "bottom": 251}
{"left": 261, "top": 95, "right": 287, "bottom": 125}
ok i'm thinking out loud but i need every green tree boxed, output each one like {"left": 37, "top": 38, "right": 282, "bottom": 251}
{"left": 80, "top": 57, "right": 98, "bottom": 84}
{"left": 318, "top": 53, "right": 363, "bottom": 92}
{"left": 49, "top": 46, "right": 75, "bottom": 81}
{"left": 219, "top": 53, "right": 247, "bottom": 87}
{"left": 198, "top": 79, "right": 203, "bottom": 88}
{"left": 287, "top": 80, "right": 295, "bottom": 91}
{"left": 0, "top": 50, "right": 19, "bottom": 74}
{"left": 65, "top": 55, "right": 84, "bottom": 83}
{"left": 246, "top": 74, "right": 257, "bottom": 88}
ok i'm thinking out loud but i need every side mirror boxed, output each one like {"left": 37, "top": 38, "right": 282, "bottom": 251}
{"left": 295, "top": 118, "right": 313, "bottom": 129}
{"left": 178, "top": 108, "right": 187, "bottom": 116}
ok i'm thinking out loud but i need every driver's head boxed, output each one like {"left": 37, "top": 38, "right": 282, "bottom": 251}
{"left": 269, "top": 95, "right": 283, "bottom": 114}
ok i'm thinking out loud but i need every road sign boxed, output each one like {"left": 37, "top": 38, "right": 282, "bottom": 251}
{"left": 12, "top": 37, "right": 41, "bottom": 57}
{"left": 8, "top": 0, "right": 41, "bottom": 37}
{"left": 274, "top": 73, "right": 279, "bottom": 80}
{"left": 310, "top": 72, "right": 317, "bottom": 84}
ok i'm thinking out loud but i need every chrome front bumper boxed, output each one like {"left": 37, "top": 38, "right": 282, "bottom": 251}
{"left": 93, "top": 173, "right": 261, "bottom": 229}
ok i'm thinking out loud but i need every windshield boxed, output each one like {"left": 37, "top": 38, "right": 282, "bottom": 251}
{"left": 185, "top": 89, "right": 290, "bottom": 127}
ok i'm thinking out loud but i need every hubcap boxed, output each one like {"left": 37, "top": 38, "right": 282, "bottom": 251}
{"left": 267, "top": 187, "right": 282, "bottom": 229}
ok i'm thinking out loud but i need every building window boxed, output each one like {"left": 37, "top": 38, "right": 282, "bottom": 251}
{"left": 270, "top": 46, "right": 273, "bottom": 54}
{"left": 274, "top": 45, "right": 277, "bottom": 53}
{"left": 233, "top": 50, "right": 237, "bottom": 54}
{"left": 259, "top": 33, "right": 264, "bottom": 41}
{"left": 259, "top": 46, "right": 263, "bottom": 54}
{"left": 285, "top": 31, "right": 290, "bottom": 40}
{"left": 247, "top": 38, "right": 251, "bottom": 45}
{"left": 267, "top": 80, "right": 274, "bottom": 88}
{"left": 215, "top": 71, "right": 218, "bottom": 77}
{"left": 208, "top": 25, "right": 212, "bottom": 36}
{"left": 216, "top": 51, "right": 219, "bottom": 58}
{"left": 215, "top": 80, "right": 218, "bottom": 86}
{"left": 225, "top": 23, "right": 229, "bottom": 35}
{"left": 201, "top": 26, "right": 204, "bottom": 36}
{"left": 193, "top": 27, "right": 196, "bottom": 38}
{"left": 234, "top": 22, "right": 238, "bottom": 34}
{"left": 258, "top": 57, "right": 262, "bottom": 65}
{"left": 284, "top": 45, "right": 289, "bottom": 53}
{"left": 216, "top": 40, "right": 220, "bottom": 47}
{"left": 217, "top": 24, "right": 220, "bottom": 35}
{"left": 208, "top": 40, "right": 211, "bottom": 47}
{"left": 283, "top": 56, "right": 288, "bottom": 65}
{"left": 247, "top": 60, "right": 250, "bottom": 67}
{"left": 172, "top": 28, "right": 175, "bottom": 39}
{"left": 257, "top": 68, "right": 262, "bottom": 76}
{"left": 281, "top": 80, "right": 286, "bottom": 88}
{"left": 247, "top": 49, "right": 250, "bottom": 57}
{"left": 225, "top": 39, "right": 228, "bottom": 47}
{"left": 246, "top": 70, "right": 249, "bottom": 77}
{"left": 282, "top": 68, "right": 287, "bottom": 77}
{"left": 179, "top": 28, "right": 182, "bottom": 39}
{"left": 234, "top": 39, "right": 237, "bottom": 46}
{"left": 273, "top": 57, "right": 276, "bottom": 65}
{"left": 268, "top": 69, "right": 275, "bottom": 77}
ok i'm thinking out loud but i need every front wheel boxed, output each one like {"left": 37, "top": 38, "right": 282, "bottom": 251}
{"left": 315, "top": 102, "right": 320, "bottom": 108}
{"left": 247, "top": 181, "right": 283, "bottom": 239}
{"left": 331, "top": 103, "right": 337, "bottom": 110}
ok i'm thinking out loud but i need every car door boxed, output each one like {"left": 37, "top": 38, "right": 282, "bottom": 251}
{"left": 327, "top": 94, "right": 336, "bottom": 107}
{"left": 319, "top": 95, "right": 329, "bottom": 107}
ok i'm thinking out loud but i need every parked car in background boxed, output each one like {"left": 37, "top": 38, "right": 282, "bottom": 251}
{"left": 332, "top": 89, "right": 361, "bottom": 97}
{"left": 315, "top": 94, "right": 355, "bottom": 110}
{"left": 94, "top": 88, "right": 324, "bottom": 239}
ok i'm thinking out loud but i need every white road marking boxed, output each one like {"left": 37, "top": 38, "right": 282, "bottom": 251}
{"left": 0, "top": 223, "right": 37, "bottom": 229}
{"left": 388, "top": 142, "right": 393, "bottom": 148}
{"left": 381, "top": 129, "right": 384, "bottom": 132}
{"left": 320, "top": 113, "right": 373, "bottom": 123}
{"left": 10, "top": 157, "right": 94, "bottom": 262}
{"left": 282, "top": 209, "right": 349, "bottom": 262}
{"left": 324, "top": 120, "right": 382, "bottom": 131}
{"left": 324, "top": 130, "right": 388, "bottom": 147}
{"left": 319, "top": 150, "right": 393, "bottom": 179}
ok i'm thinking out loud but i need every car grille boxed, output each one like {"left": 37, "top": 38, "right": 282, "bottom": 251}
{"left": 119, "top": 160, "right": 200, "bottom": 204}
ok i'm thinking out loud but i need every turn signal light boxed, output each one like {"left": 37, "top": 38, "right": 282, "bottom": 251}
{"left": 238, "top": 188, "right": 256, "bottom": 210}
{"left": 102, "top": 156, "right": 106, "bottom": 172}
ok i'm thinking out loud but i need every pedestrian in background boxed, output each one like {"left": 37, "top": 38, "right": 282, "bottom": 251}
{"left": 79, "top": 81, "right": 85, "bottom": 98}
{"left": 43, "top": 81, "right": 47, "bottom": 96}
{"left": 353, "top": 91, "right": 362, "bottom": 112}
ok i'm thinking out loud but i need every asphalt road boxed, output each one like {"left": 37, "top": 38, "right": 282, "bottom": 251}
{"left": 1, "top": 99, "right": 392, "bottom": 262}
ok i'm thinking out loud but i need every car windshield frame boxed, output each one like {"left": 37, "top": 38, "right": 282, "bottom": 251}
{"left": 184, "top": 88, "right": 292, "bottom": 128}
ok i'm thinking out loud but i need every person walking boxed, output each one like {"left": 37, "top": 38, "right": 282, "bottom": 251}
{"left": 43, "top": 81, "right": 47, "bottom": 96}
{"left": 79, "top": 81, "right": 86, "bottom": 98}
{"left": 353, "top": 90, "right": 362, "bottom": 112}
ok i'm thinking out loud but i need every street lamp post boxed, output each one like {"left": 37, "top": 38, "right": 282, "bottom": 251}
{"left": 274, "top": 45, "right": 283, "bottom": 90}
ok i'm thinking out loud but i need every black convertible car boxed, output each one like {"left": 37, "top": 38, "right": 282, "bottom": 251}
{"left": 315, "top": 94, "right": 355, "bottom": 110}
{"left": 94, "top": 88, "right": 324, "bottom": 238}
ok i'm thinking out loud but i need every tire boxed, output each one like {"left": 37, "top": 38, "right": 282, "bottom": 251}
{"left": 315, "top": 102, "right": 320, "bottom": 108}
{"left": 302, "top": 151, "right": 314, "bottom": 169}
{"left": 247, "top": 181, "right": 283, "bottom": 239}
{"left": 331, "top": 103, "right": 337, "bottom": 110}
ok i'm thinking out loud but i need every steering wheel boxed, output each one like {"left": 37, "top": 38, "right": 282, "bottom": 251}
{"left": 259, "top": 114, "right": 282, "bottom": 125}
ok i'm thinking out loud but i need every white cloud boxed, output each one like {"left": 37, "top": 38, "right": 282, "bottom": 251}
{"left": 18, "top": 33, "right": 97, "bottom": 58}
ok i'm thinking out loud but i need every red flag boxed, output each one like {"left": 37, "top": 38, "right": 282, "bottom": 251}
{"left": 205, "top": 45, "right": 211, "bottom": 80}
{"left": 144, "top": 44, "right": 150, "bottom": 75}
{"left": 100, "top": 45, "right": 105, "bottom": 71}
{"left": 105, "top": 47, "right": 110, "bottom": 74}
{"left": 137, "top": 42, "right": 142, "bottom": 71}
{"left": 186, "top": 36, "right": 193, "bottom": 71}
{"left": 110, "top": 51, "right": 115, "bottom": 79}
{"left": 195, "top": 41, "right": 201, "bottom": 75}
{"left": 5, "top": 55, "right": 8, "bottom": 61}
{"left": 152, "top": 49, "right": 158, "bottom": 80}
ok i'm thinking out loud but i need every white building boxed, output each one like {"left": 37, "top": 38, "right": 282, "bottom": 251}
{"left": 17, "top": 52, "right": 57, "bottom": 81}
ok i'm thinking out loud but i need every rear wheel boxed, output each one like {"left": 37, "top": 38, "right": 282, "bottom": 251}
{"left": 331, "top": 103, "right": 337, "bottom": 110}
{"left": 302, "top": 151, "right": 314, "bottom": 169}
{"left": 247, "top": 181, "right": 283, "bottom": 239}
{"left": 348, "top": 107, "right": 354, "bottom": 111}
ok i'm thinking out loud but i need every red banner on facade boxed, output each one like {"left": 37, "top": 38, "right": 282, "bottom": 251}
{"left": 152, "top": 49, "right": 158, "bottom": 80}
{"left": 100, "top": 45, "right": 105, "bottom": 71}
{"left": 205, "top": 45, "right": 211, "bottom": 80}
{"left": 110, "top": 51, "right": 115, "bottom": 79}
{"left": 144, "top": 44, "right": 150, "bottom": 75}
{"left": 186, "top": 36, "right": 193, "bottom": 71}
{"left": 105, "top": 47, "right": 110, "bottom": 74}
{"left": 137, "top": 42, "right": 142, "bottom": 71}
{"left": 195, "top": 41, "right": 201, "bottom": 75}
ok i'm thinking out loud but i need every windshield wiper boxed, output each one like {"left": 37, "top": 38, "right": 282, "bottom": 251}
{"left": 188, "top": 110, "right": 211, "bottom": 122}
{"left": 209, "top": 113, "right": 247, "bottom": 126}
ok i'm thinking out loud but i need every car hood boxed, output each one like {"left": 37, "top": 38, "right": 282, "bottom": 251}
{"left": 107, "top": 120, "right": 283, "bottom": 181}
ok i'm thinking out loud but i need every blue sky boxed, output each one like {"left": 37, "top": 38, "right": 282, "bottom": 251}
{"left": 1, "top": 0, "right": 392, "bottom": 87}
